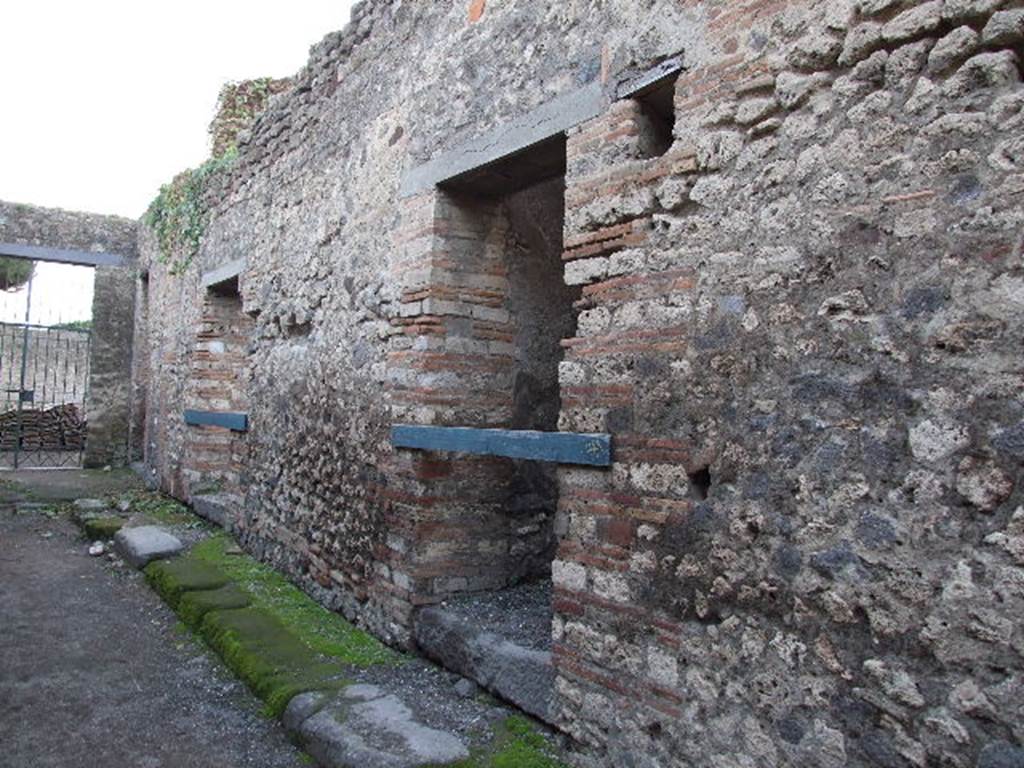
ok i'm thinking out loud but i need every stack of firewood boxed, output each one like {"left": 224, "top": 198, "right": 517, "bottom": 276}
{"left": 0, "top": 403, "right": 86, "bottom": 450}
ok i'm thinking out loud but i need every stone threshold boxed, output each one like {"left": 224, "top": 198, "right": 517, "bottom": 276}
{"left": 415, "top": 581, "right": 557, "bottom": 726}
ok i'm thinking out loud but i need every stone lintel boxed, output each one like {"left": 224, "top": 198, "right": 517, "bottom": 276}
{"left": 391, "top": 424, "right": 612, "bottom": 466}
{"left": 616, "top": 56, "right": 685, "bottom": 100}
{"left": 0, "top": 241, "right": 126, "bottom": 268}
{"left": 200, "top": 258, "right": 246, "bottom": 290}
{"left": 399, "top": 80, "right": 606, "bottom": 198}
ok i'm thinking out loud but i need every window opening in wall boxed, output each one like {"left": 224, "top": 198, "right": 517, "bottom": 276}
{"left": 689, "top": 465, "right": 712, "bottom": 501}
{"left": 619, "top": 57, "right": 683, "bottom": 160}
{"left": 632, "top": 73, "right": 679, "bottom": 158}
{"left": 414, "top": 135, "right": 577, "bottom": 721}
{"left": 208, "top": 274, "right": 239, "bottom": 298}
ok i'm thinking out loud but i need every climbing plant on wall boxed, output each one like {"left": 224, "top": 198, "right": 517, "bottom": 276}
{"left": 208, "top": 77, "right": 291, "bottom": 158}
{"left": 145, "top": 76, "right": 290, "bottom": 276}
{"left": 143, "top": 147, "right": 237, "bottom": 275}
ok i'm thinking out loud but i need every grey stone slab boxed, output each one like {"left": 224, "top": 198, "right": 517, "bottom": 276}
{"left": 192, "top": 493, "right": 238, "bottom": 529}
{"left": 0, "top": 241, "right": 126, "bottom": 267}
{"left": 293, "top": 686, "right": 469, "bottom": 768}
{"left": 399, "top": 81, "right": 605, "bottom": 197}
{"left": 114, "top": 525, "right": 183, "bottom": 569}
{"left": 415, "top": 606, "right": 555, "bottom": 724}
{"left": 200, "top": 258, "right": 246, "bottom": 290}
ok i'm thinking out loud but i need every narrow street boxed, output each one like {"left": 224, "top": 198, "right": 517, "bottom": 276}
{"left": 0, "top": 501, "right": 307, "bottom": 768}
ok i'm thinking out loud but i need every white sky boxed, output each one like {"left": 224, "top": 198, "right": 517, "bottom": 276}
{"left": 0, "top": 0, "right": 356, "bottom": 324}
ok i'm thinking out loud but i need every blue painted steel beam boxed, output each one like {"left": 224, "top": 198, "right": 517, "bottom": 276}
{"left": 184, "top": 410, "right": 249, "bottom": 432}
{"left": 391, "top": 425, "right": 611, "bottom": 467}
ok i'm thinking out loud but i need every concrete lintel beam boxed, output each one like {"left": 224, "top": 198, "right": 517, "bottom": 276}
{"left": 184, "top": 410, "right": 249, "bottom": 432}
{"left": 200, "top": 258, "right": 246, "bottom": 290}
{"left": 391, "top": 424, "right": 611, "bottom": 466}
{"left": 0, "top": 241, "right": 127, "bottom": 268}
{"left": 399, "top": 80, "right": 606, "bottom": 198}
{"left": 616, "top": 56, "right": 685, "bottom": 100}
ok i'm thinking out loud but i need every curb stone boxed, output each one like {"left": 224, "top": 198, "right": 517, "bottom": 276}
{"left": 285, "top": 685, "right": 470, "bottom": 768}
{"left": 114, "top": 525, "right": 183, "bottom": 568}
{"left": 140, "top": 544, "right": 477, "bottom": 767}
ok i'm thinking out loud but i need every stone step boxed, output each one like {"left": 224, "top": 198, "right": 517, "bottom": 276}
{"left": 415, "top": 604, "right": 556, "bottom": 725}
{"left": 285, "top": 686, "right": 470, "bottom": 768}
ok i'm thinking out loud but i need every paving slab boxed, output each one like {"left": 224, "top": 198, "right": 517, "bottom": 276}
{"left": 115, "top": 525, "right": 183, "bottom": 568}
{"left": 415, "top": 604, "right": 555, "bottom": 724}
{"left": 288, "top": 685, "right": 470, "bottom": 768}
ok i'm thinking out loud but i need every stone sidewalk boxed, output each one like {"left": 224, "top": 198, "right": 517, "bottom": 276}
{"left": 0, "top": 506, "right": 309, "bottom": 768}
{"left": 0, "top": 472, "right": 573, "bottom": 768}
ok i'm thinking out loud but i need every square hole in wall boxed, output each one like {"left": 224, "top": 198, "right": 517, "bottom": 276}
{"left": 620, "top": 59, "right": 683, "bottom": 159}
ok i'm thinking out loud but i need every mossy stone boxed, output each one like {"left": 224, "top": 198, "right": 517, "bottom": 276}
{"left": 199, "top": 607, "right": 348, "bottom": 717}
{"left": 83, "top": 516, "right": 124, "bottom": 541}
{"left": 144, "top": 559, "right": 230, "bottom": 609}
{"left": 178, "top": 584, "right": 252, "bottom": 629}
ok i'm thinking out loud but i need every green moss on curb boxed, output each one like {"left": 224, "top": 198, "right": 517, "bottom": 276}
{"left": 189, "top": 534, "right": 399, "bottom": 668}
{"left": 142, "top": 531, "right": 399, "bottom": 720}
{"left": 84, "top": 516, "right": 124, "bottom": 540}
{"left": 200, "top": 607, "right": 348, "bottom": 717}
{"left": 178, "top": 584, "right": 252, "bottom": 629}
{"left": 430, "top": 716, "right": 570, "bottom": 768}
{"left": 145, "top": 559, "right": 230, "bottom": 610}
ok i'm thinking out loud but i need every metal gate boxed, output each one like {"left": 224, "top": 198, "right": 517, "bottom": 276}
{"left": 0, "top": 321, "right": 91, "bottom": 469}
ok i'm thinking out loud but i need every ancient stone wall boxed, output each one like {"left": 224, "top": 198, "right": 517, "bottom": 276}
{"left": 135, "top": 0, "right": 1024, "bottom": 765}
{"left": 553, "top": 2, "right": 1024, "bottom": 766}
{"left": 0, "top": 200, "right": 137, "bottom": 256}
{"left": 0, "top": 200, "right": 137, "bottom": 467}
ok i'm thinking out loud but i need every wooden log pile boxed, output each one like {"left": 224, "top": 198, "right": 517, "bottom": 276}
{"left": 0, "top": 404, "right": 86, "bottom": 450}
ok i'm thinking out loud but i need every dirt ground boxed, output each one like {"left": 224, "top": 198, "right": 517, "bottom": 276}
{"left": 0, "top": 477, "right": 308, "bottom": 768}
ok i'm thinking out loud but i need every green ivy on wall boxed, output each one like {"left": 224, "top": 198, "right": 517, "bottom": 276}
{"left": 209, "top": 77, "right": 290, "bottom": 158}
{"left": 143, "top": 147, "right": 237, "bottom": 275}
{"left": 144, "top": 75, "right": 290, "bottom": 276}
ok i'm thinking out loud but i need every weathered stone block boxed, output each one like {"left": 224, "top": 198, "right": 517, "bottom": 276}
{"left": 115, "top": 526, "right": 183, "bottom": 568}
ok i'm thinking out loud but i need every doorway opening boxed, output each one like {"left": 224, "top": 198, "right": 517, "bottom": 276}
{"left": 183, "top": 275, "right": 253, "bottom": 525}
{"left": 0, "top": 258, "right": 94, "bottom": 469}
{"left": 411, "top": 135, "right": 578, "bottom": 721}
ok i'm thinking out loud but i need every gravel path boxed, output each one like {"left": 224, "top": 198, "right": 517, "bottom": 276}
{"left": 0, "top": 506, "right": 307, "bottom": 768}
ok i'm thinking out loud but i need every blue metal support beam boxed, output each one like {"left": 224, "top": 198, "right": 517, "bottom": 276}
{"left": 184, "top": 410, "right": 249, "bottom": 432}
{"left": 391, "top": 425, "right": 611, "bottom": 467}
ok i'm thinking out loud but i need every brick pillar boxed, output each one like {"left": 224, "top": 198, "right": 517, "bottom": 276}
{"left": 182, "top": 290, "right": 253, "bottom": 507}
{"left": 551, "top": 95, "right": 706, "bottom": 747}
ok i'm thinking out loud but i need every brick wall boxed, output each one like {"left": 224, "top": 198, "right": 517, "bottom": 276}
{"left": 386, "top": 176, "right": 574, "bottom": 609}
{"left": 182, "top": 289, "right": 252, "bottom": 501}
{"left": 551, "top": 2, "right": 1024, "bottom": 765}
{"left": 136, "top": 1, "right": 1024, "bottom": 764}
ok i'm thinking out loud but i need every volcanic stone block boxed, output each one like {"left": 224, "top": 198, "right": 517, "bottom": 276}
{"left": 115, "top": 526, "right": 183, "bottom": 568}
{"left": 415, "top": 606, "right": 554, "bottom": 724}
